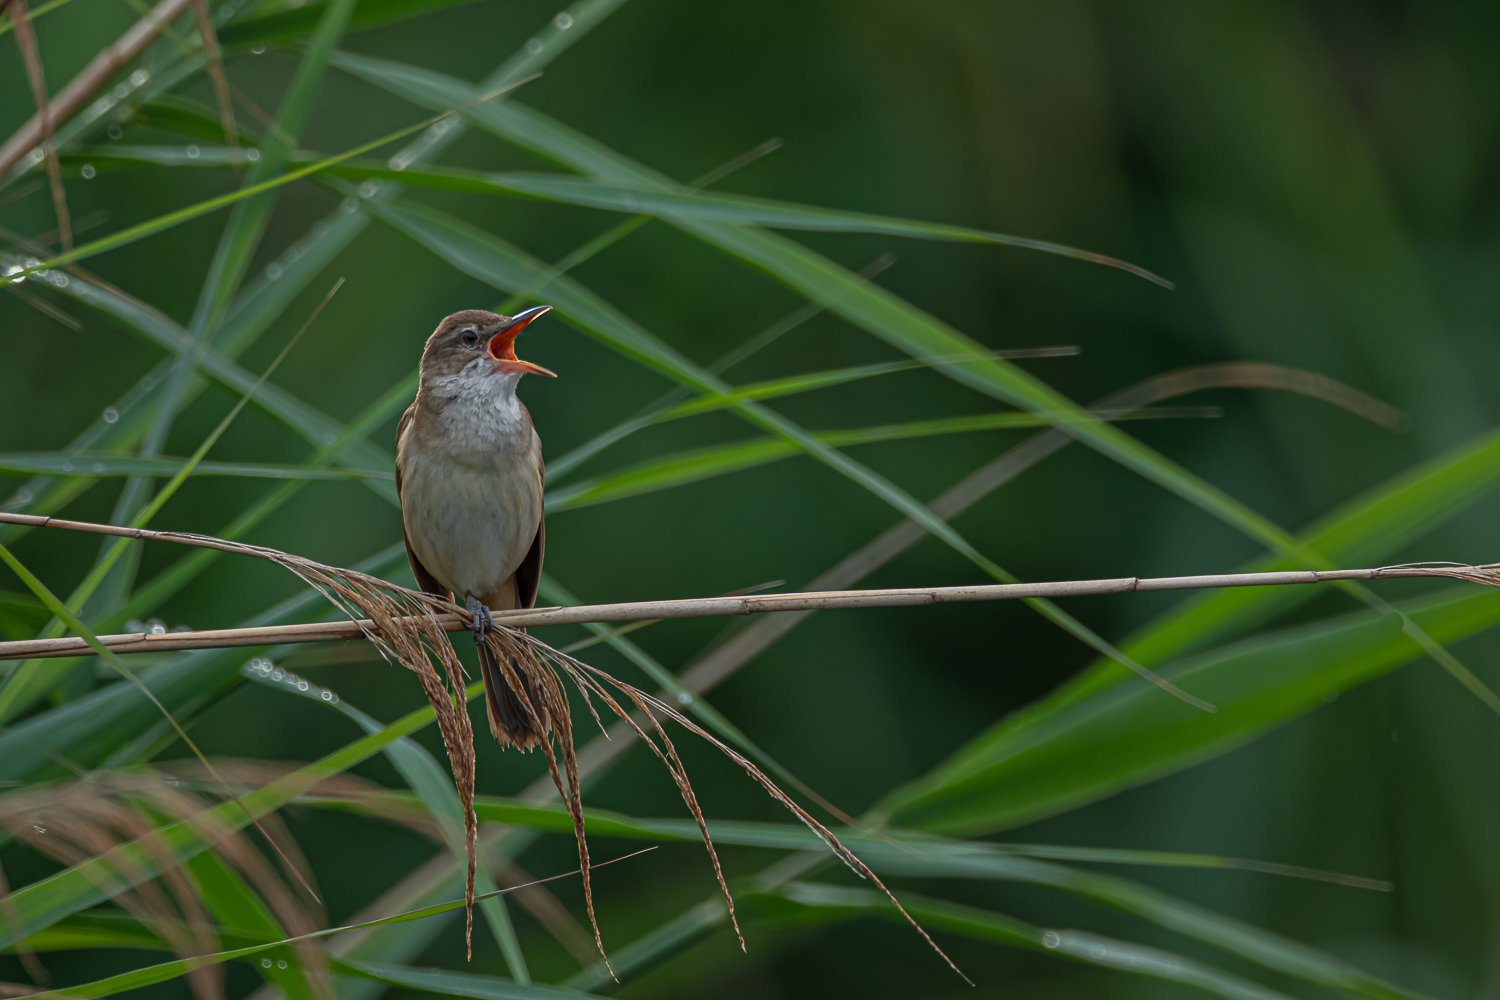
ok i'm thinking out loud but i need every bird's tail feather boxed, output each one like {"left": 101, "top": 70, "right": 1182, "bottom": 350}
{"left": 478, "top": 638, "right": 546, "bottom": 751}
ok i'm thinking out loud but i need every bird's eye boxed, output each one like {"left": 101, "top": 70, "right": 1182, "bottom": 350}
{"left": 461, "top": 330, "right": 479, "bottom": 345}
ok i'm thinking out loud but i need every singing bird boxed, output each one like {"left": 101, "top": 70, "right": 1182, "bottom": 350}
{"left": 395, "top": 306, "right": 556, "bottom": 749}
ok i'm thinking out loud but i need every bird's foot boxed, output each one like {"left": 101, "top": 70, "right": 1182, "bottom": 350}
{"left": 467, "top": 596, "right": 493, "bottom": 649}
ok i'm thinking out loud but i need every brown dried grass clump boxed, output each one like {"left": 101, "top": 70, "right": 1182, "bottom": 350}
{"left": 216, "top": 541, "right": 965, "bottom": 978}
{"left": 0, "top": 766, "right": 334, "bottom": 1000}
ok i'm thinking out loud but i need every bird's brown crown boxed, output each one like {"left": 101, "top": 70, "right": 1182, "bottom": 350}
{"left": 419, "top": 310, "right": 511, "bottom": 379}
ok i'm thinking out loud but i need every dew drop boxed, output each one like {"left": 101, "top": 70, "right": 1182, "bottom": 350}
{"left": 265, "top": 263, "right": 283, "bottom": 280}
{"left": 1042, "top": 931, "right": 1061, "bottom": 949}
{"left": 129, "top": 69, "right": 149, "bottom": 86}
{"left": 358, "top": 178, "right": 382, "bottom": 198}
{"left": 676, "top": 691, "right": 692, "bottom": 705}
{"left": 15, "top": 489, "right": 32, "bottom": 504}
{"left": 114, "top": 84, "right": 130, "bottom": 99}
{"left": 102, "top": 407, "right": 118, "bottom": 423}
{"left": 272, "top": 670, "right": 284, "bottom": 681}
{"left": 60, "top": 461, "right": 73, "bottom": 472}
{"left": 186, "top": 145, "right": 200, "bottom": 159}
{"left": 298, "top": 680, "right": 308, "bottom": 691}
{"left": 554, "top": 11, "right": 573, "bottom": 29}
{"left": 246, "top": 148, "right": 261, "bottom": 162}
{"left": 321, "top": 690, "right": 333, "bottom": 701}
{"left": 147, "top": 618, "right": 167, "bottom": 635}
{"left": 526, "top": 37, "right": 544, "bottom": 54}
{"left": 140, "top": 374, "right": 156, "bottom": 390}
{"left": 92, "top": 462, "right": 106, "bottom": 473}
{"left": 108, "top": 125, "right": 123, "bottom": 140}
{"left": 252, "top": 44, "right": 266, "bottom": 55}
{"left": 277, "top": 960, "right": 288, "bottom": 970}
{"left": 81, "top": 164, "right": 96, "bottom": 179}
{"left": 261, "top": 958, "right": 272, "bottom": 968}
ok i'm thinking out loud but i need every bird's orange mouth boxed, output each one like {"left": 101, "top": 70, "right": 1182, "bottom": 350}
{"left": 488, "top": 305, "right": 556, "bottom": 377}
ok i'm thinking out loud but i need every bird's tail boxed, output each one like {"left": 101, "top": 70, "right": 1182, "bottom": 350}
{"left": 477, "top": 637, "right": 547, "bottom": 751}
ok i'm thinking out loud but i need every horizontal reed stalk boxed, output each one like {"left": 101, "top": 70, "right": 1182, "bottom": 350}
{"left": 2, "top": 511, "right": 1494, "bottom": 660}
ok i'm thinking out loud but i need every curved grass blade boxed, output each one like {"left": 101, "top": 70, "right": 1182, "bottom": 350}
{"left": 948, "top": 423, "right": 1500, "bottom": 787}
{"left": 73, "top": 145, "right": 1171, "bottom": 288}
{"left": 17, "top": 851, "right": 650, "bottom": 999}
{"left": 758, "top": 882, "right": 1292, "bottom": 1000}
{"left": 884, "top": 583, "right": 1500, "bottom": 837}
{"left": 333, "top": 959, "right": 597, "bottom": 999}
{"left": 304, "top": 790, "right": 1388, "bottom": 891}
{"left": 546, "top": 408, "right": 1214, "bottom": 512}
{"left": 0, "top": 453, "right": 388, "bottom": 479}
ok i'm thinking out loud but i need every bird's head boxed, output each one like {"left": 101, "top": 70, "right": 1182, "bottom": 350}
{"left": 420, "top": 306, "right": 557, "bottom": 383}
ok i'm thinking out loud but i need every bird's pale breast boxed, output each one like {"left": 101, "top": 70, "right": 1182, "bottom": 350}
{"left": 397, "top": 386, "right": 543, "bottom": 604}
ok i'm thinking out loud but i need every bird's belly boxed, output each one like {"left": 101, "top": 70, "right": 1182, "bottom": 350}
{"left": 400, "top": 456, "right": 541, "bottom": 602}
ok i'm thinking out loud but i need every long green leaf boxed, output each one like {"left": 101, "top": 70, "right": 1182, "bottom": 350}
{"left": 0, "top": 453, "right": 388, "bottom": 479}
{"left": 18, "top": 859, "right": 625, "bottom": 999}
{"left": 334, "top": 959, "right": 598, "bottom": 999}
{"left": 756, "top": 883, "right": 1292, "bottom": 1000}
{"left": 184, "top": 850, "right": 316, "bottom": 1000}
{"left": 945, "top": 424, "right": 1500, "bottom": 789}
{"left": 546, "top": 407, "right": 1211, "bottom": 512}
{"left": 75, "top": 146, "right": 1171, "bottom": 287}
{"left": 884, "top": 583, "right": 1500, "bottom": 836}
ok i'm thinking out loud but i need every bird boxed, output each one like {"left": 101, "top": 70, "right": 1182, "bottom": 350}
{"left": 394, "top": 306, "right": 556, "bottom": 750}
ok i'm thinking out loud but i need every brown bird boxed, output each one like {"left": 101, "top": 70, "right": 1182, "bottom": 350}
{"left": 395, "top": 306, "right": 556, "bottom": 749}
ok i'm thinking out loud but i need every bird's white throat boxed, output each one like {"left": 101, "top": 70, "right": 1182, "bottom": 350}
{"left": 429, "top": 364, "right": 532, "bottom": 454}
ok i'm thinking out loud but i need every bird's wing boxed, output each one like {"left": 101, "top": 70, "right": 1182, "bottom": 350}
{"left": 514, "top": 518, "right": 544, "bottom": 610}
{"left": 395, "top": 403, "right": 451, "bottom": 600}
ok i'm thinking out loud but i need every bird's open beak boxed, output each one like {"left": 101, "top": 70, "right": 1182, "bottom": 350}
{"left": 488, "top": 305, "right": 557, "bottom": 377}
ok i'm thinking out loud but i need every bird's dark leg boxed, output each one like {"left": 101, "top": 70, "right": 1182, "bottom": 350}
{"left": 466, "top": 595, "right": 493, "bottom": 651}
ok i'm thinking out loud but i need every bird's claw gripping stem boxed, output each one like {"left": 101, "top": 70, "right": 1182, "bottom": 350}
{"left": 467, "top": 596, "right": 493, "bottom": 649}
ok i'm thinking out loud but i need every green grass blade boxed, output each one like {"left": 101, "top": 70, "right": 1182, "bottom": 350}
{"left": 304, "top": 791, "right": 1385, "bottom": 890}
{"left": 883, "top": 583, "right": 1500, "bottom": 837}
{"left": 0, "top": 453, "right": 388, "bottom": 479}
{"left": 759, "top": 883, "right": 1293, "bottom": 1000}
{"left": 17, "top": 851, "right": 633, "bottom": 999}
{"left": 183, "top": 850, "right": 316, "bottom": 1000}
{"left": 563, "top": 898, "right": 725, "bottom": 992}
{"left": 81, "top": 147, "right": 1170, "bottom": 287}
{"left": 546, "top": 408, "right": 1211, "bottom": 511}
{"left": 333, "top": 959, "right": 598, "bottom": 999}
{"left": 218, "top": 0, "right": 495, "bottom": 45}
{"left": 949, "top": 424, "right": 1500, "bottom": 783}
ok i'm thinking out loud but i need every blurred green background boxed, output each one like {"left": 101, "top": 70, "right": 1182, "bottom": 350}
{"left": 3, "top": 0, "right": 1500, "bottom": 997}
